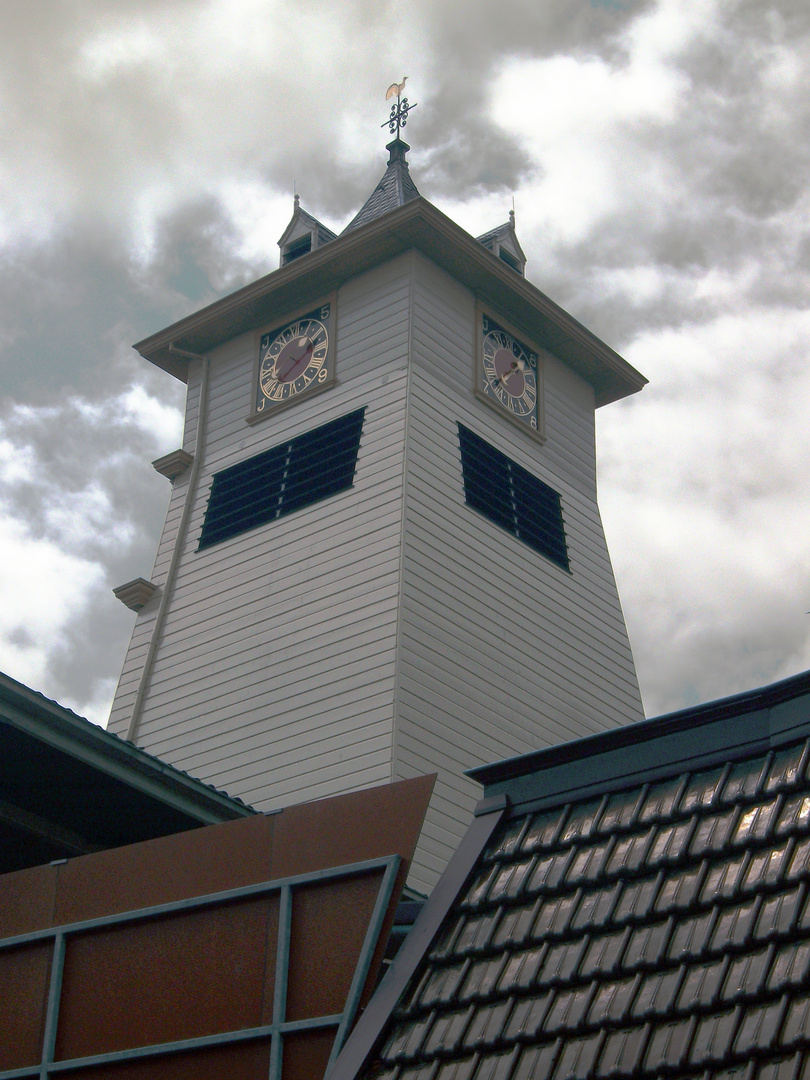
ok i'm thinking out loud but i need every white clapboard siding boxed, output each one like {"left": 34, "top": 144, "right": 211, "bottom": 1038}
{"left": 394, "top": 256, "right": 644, "bottom": 887}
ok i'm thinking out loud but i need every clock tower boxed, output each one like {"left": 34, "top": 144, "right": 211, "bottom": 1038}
{"left": 108, "top": 137, "right": 646, "bottom": 893}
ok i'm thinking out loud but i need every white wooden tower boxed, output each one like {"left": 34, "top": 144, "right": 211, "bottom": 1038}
{"left": 108, "top": 136, "right": 647, "bottom": 893}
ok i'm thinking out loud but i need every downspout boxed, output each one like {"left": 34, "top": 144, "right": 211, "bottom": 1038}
{"left": 126, "top": 345, "right": 210, "bottom": 743}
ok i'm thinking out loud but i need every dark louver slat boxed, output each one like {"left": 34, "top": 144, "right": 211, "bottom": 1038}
{"left": 198, "top": 409, "right": 365, "bottom": 550}
{"left": 458, "top": 423, "right": 569, "bottom": 571}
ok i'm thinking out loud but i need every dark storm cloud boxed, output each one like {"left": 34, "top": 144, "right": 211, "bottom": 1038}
{"left": 0, "top": 198, "right": 271, "bottom": 402}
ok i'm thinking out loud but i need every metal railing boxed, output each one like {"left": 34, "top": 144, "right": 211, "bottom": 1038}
{"left": 0, "top": 853, "right": 401, "bottom": 1080}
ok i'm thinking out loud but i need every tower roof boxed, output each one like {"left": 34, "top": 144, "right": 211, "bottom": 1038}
{"left": 341, "top": 139, "right": 420, "bottom": 234}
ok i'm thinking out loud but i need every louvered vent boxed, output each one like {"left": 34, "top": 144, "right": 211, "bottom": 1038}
{"left": 198, "top": 408, "right": 365, "bottom": 550}
{"left": 458, "top": 423, "right": 569, "bottom": 571}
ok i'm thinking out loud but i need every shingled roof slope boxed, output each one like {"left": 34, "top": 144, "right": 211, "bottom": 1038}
{"left": 336, "top": 670, "right": 810, "bottom": 1080}
{"left": 341, "top": 139, "right": 420, "bottom": 234}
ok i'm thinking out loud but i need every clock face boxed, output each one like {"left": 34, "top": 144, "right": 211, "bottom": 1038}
{"left": 254, "top": 303, "right": 333, "bottom": 416}
{"left": 479, "top": 314, "right": 541, "bottom": 434}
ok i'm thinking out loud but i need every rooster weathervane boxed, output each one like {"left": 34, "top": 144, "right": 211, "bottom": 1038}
{"left": 382, "top": 76, "right": 417, "bottom": 138}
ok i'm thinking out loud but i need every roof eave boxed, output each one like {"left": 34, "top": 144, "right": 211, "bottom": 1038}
{"left": 0, "top": 672, "right": 255, "bottom": 825}
{"left": 135, "top": 198, "right": 647, "bottom": 406}
{"left": 469, "top": 667, "right": 810, "bottom": 812}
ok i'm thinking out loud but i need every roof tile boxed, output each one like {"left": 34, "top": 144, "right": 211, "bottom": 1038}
{"left": 799, "top": 891, "right": 810, "bottom": 932}
{"left": 454, "top": 912, "right": 502, "bottom": 957}
{"left": 734, "top": 999, "right": 785, "bottom": 1052}
{"left": 383, "top": 1014, "right": 435, "bottom": 1062}
{"left": 560, "top": 799, "right": 606, "bottom": 845}
{"left": 420, "top": 963, "right": 469, "bottom": 1009}
{"left": 765, "top": 744, "right": 808, "bottom": 794}
{"left": 492, "top": 903, "right": 538, "bottom": 950}
{"left": 632, "top": 969, "right": 683, "bottom": 1019}
{"left": 431, "top": 917, "right": 466, "bottom": 962}
{"left": 522, "top": 808, "right": 568, "bottom": 853}
{"left": 581, "top": 929, "right": 629, "bottom": 979}
{"left": 787, "top": 837, "right": 810, "bottom": 882}
{"left": 781, "top": 992, "right": 810, "bottom": 1047}
{"left": 461, "top": 956, "right": 508, "bottom": 1002}
{"left": 434, "top": 1055, "right": 476, "bottom": 1080}
{"left": 423, "top": 1008, "right": 473, "bottom": 1057}
{"left": 484, "top": 817, "right": 528, "bottom": 862}
{"left": 649, "top": 820, "right": 697, "bottom": 866}
{"left": 587, "top": 976, "right": 639, "bottom": 1026}
{"left": 655, "top": 864, "right": 705, "bottom": 914}
{"left": 472, "top": 1047, "right": 518, "bottom": 1080}
{"left": 733, "top": 799, "right": 783, "bottom": 846}
{"left": 528, "top": 852, "right": 575, "bottom": 895}
{"left": 488, "top": 858, "right": 535, "bottom": 903}
{"left": 598, "top": 789, "right": 645, "bottom": 834}
{"left": 669, "top": 909, "right": 717, "bottom": 961}
{"left": 743, "top": 844, "right": 792, "bottom": 892}
{"left": 776, "top": 795, "right": 810, "bottom": 837}
{"left": 767, "top": 940, "right": 810, "bottom": 993}
{"left": 553, "top": 1031, "right": 604, "bottom": 1080}
{"left": 613, "top": 875, "right": 661, "bottom": 924}
{"left": 691, "top": 808, "right": 739, "bottom": 857}
{"left": 539, "top": 940, "right": 588, "bottom": 987}
{"left": 690, "top": 1008, "right": 739, "bottom": 1064}
{"left": 566, "top": 841, "right": 613, "bottom": 886}
{"left": 543, "top": 985, "right": 596, "bottom": 1034}
{"left": 644, "top": 1016, "right": 694, "bottom": 1069}
{"left": 624, "top": 919, "right": 672, "bottom": 970}
{"left": 533, "top": 893, "right": 580, "bottom": 940}
{"left": 571, "top": 885, "right": 621, "bottom": 931}
{"left": 463, "top": 866, "right": 499, "bottom": 909}
{"left": 605, "top": 830, "right": 654, "bottom": 877}
{"left": 495, "top": 947, "right": 544, "bottom": 994}
{"left": 721, "top": 757, "right": 770, "bottom": 805}
{"left": 399, "top": 1064, "right": 437, "bottom": 1080}
{"left": 723, "top": 946, "right": 772, "bottom": 1001}
{"left": 503, "top": 991, "right": 554, "bottom": 1042}
{"left": 678, "top": 958, "right": 728, "bottom": 1011}
{"left": 462, "top": 1000, "right": 512, "bottom": 1051}
{"left": 639, "top": 777, "right": 687, "bottom": 823}
{"left": 597, "top": 1024, "right": 648, "bottom": 1077}
{"left": 511, "top": 1041, "right": 559, "bottom": 1080}
{"left": 758, "top": 1053, "right": 805, "bottom": 1080}
{"left": 682, "top": 766, "right": 729, "bottom": 813}
{"left": 701, "top": 855, "right": 749, "bottom": 902}
{"left": 755, "top": 888, "right": 803, "bottom": 941}
{"left": 710, "top": 899, "right": 759, "bottom": 950}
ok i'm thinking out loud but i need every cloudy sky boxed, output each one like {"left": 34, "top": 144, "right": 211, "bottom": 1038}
{"left": 1, "top": 0, "right": 808, "bottom": 728}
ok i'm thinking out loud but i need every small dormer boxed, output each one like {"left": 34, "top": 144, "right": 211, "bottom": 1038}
{"left": 277, "top": 195, "right": 337, "bottom": 267}
{"left": 476, "top": 209, "right": 527, "bottom": 276}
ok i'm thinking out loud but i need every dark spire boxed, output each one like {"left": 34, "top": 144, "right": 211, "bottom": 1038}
{"left": 341, "top": 138, "right": 420, "bottom": 234}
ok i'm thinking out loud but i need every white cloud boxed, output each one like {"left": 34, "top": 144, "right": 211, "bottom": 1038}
{"left": 117, "top": 385, "right": 184, "bottom": 446}
{"left": 0, "top": 514, "right": 105, "bottom": 694}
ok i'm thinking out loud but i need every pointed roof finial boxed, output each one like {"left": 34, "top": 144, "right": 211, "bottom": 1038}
{"left": 382, "top": 77, "right": 417, "bottom": 140}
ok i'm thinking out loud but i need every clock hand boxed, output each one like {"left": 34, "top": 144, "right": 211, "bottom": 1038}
{"left": 275, "top": 337, "right": 314, "bottom": 381}
{"left": 493, "top": 359, "right": 524, "bottom": 388}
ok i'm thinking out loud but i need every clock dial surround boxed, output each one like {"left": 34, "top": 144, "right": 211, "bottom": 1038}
{"left": 475, "top": 310, "right": 545, "bottom": 442}
{"left": 250, "top": 300, "right": 336, "bottom": 420}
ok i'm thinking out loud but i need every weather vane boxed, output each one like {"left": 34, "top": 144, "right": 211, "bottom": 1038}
{"left": 382, "top": 76, "right": 417, "bottom": 138}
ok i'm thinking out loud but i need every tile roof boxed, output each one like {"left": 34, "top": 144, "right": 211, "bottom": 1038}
{"left": 335, "top": 670, "right": 810, "bottom": 1080}
{"left": 341, "top": 139, "right": 420, "bottom": 234}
